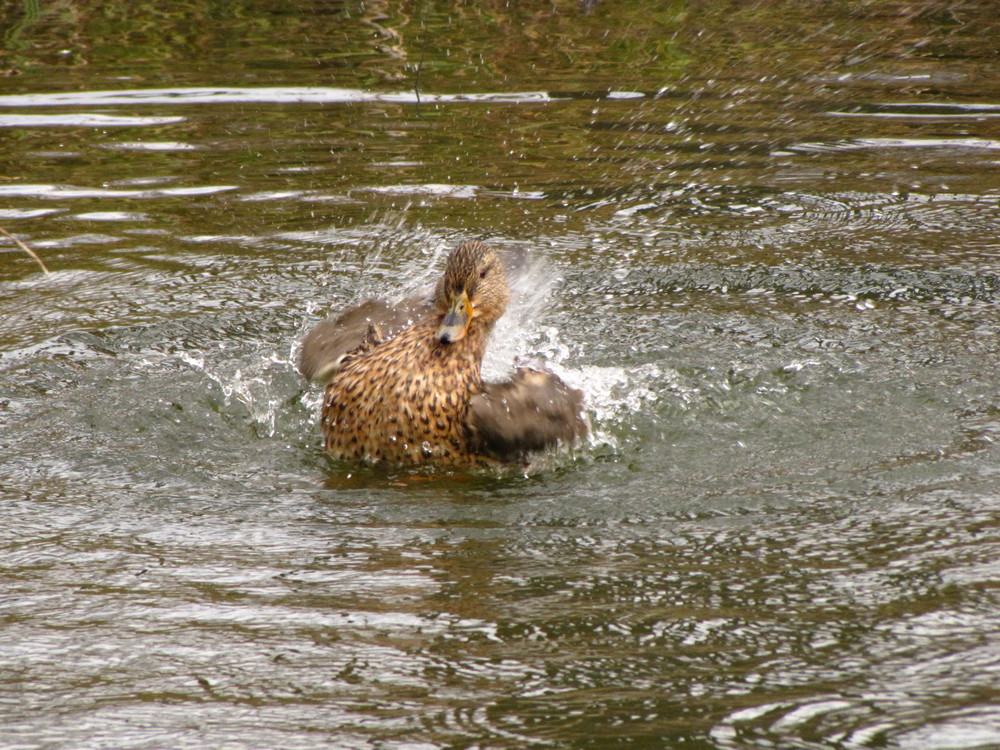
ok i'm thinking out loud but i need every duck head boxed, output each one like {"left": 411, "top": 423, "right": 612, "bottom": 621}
{"left": 435, "top": 241, "right": 510, "bottom": 345}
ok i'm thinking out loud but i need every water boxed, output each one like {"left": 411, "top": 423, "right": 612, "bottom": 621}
{"left": 2, "top": 1, "right": 1000, "bottom": 748}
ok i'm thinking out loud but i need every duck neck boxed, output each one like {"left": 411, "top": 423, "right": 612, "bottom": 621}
{"left": 432, "top": 318, "right": 492, "bottom": 376}
{"left": 453, "top": 320, "right": 491, "bottom": 362}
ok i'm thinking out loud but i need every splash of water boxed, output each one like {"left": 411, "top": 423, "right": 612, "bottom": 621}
{"left": 178, "top": 350, "right": 295, "bottom": 438}
{"left": 291, "top": 236, "right": 667, "bottom": 461}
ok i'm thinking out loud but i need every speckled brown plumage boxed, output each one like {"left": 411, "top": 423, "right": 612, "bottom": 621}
{"left": 309, "top": 240, "right": 587, "bottom": 466}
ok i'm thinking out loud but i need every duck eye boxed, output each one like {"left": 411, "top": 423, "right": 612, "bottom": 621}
{"left": 479, "top": 270, "right": 488, "bottom": 279}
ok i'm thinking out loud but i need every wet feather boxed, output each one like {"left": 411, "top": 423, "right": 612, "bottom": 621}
{"left": 303, "top": 240, "right": 587, "bottom": 465}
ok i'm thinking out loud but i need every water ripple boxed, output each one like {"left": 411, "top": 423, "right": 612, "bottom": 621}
{"left": 0, "top": 184, "right": 236, "bottom": 199}
{"left": 829, "top": 102, "right": 1000, "bottom": 118}
{"left": 0, "top": 113, "right": 185, "bottom": 127}
{"left": 581, "top": 263, "right": 1000, "bottom": 304}
{"left": 0, "top": 86, "right": 558, "bottom": 107}
{"left": 788, "top": 136, "right": 1000, "bottom": 153}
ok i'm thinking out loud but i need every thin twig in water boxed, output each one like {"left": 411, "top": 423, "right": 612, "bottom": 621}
{"left": 413, "top": 27, "right": 426, "bottom": 117}
{"left": 0, "top": 225, "right": 50, "bottom": 276}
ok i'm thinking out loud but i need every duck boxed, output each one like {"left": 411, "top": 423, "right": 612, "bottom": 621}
{"left": 299, "top": 240, "right": 587, "bottom": 466}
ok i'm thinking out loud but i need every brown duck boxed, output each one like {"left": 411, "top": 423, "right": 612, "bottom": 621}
{"left": 300, "top": 240, "right": 587, "bottom": 465}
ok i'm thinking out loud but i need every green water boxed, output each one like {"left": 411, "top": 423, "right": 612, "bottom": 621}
{"left": 2, "top": 1, "right": 999, "bottom": 748}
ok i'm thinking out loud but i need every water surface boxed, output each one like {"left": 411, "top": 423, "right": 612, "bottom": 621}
{"left": 2, "top": 1, "right": 999, "bottom": 748}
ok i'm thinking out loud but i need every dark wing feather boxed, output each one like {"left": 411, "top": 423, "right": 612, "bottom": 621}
{"left": 468, "top": 368, "right": 587, "bottom": 463}
{"left": 299, "top": 295, "right": 433, "bottom": 383}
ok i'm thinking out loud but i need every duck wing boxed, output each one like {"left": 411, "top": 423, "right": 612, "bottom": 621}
{"left": 299, "top": 295, "right": 433, "bottom": 384}
{"left": 468, "top": 368, "right": 587, "bottom": 463}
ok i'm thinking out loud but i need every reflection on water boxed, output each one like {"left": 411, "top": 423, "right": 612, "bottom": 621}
{"left": 0, "top": 113, "right": 187, "bottom": 127}
{"left": 0, "top": 86, "right": 560, "bottom": 106}
{"left": 2, "top": 0, "right": 1000, "bottom": 748}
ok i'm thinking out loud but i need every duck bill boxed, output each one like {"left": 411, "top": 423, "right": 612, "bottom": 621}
{"left": 437, "top": 290, "right": 474, "bottom": 344}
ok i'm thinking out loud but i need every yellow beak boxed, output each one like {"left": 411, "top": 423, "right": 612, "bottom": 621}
{"left": 437, "top": 290, "right": 474, "bottom": 344}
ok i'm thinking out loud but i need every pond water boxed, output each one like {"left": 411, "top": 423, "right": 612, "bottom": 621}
{"left": 2, "top": 1, "right": 1000, "bottom": 748}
